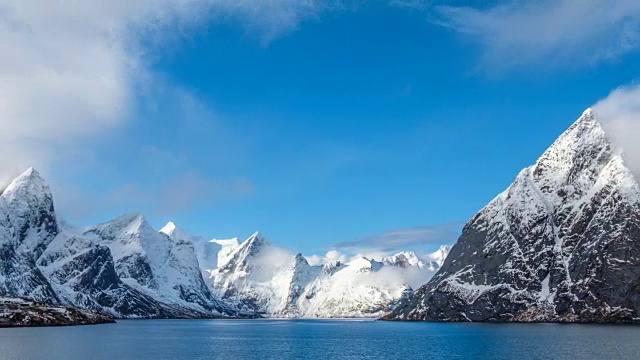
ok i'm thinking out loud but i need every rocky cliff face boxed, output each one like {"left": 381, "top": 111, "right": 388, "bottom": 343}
{"left": 384, "top": 109, "right": 640, "bottom": 323}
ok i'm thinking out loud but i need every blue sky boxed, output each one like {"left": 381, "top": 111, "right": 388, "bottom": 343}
{"left": 3, "top": 0, "right": 640, "bottom": 257}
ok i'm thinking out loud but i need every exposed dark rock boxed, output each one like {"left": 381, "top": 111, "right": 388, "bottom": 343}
{"left": 0, "top": 297, "right": 115, "bottom": 327}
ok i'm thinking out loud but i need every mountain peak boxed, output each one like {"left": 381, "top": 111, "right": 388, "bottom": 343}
{"left": 382, "top": 251, "right": 425, "bottom": 269}
{"left": 160, "top": 221, "right": 177, "bottom": 235}
{"left": 348, "top": 257, "right": 383, "bottom": 273}
{"left": 99, "top": 212, "right": 153, "bottom": 236}
{"left": 247, "top": 231, "right": 263, "bottom": 241}
{"left": 386, "top": 107, "right": 640, "bottom": 322}
{"left": 2, "top": 167, "right": 51, "bottom": 204}
{"left": 581, "top": 107, "right": 594, "bottom": 119}
{"left": 159, "top": 221, "right": 189, "bottom": 239}
{"left": 217, "top": 231, "right": 267, "bottom": 271}
{"left": 244, "top": 231, "right": 266, "bottom": 250}
{"left": 21, "top": 167, "right": 37, "bottom": 177}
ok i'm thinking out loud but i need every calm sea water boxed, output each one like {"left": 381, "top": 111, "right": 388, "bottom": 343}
{"left": 1, "top": 319, "right": 639, "bottom": 359}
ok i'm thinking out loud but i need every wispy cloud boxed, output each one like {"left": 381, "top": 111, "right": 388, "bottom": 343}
{"left": 434, "top": 0, "right": 640, "bottom": 71}
{"left": 335, "top": 222, "right": 463, "bottom": 253}
{"left": 208, "top": 0, "right": 334, "bottom": 44}
{"left": 594, "top": 82, "right": 640, "bottom": 176}
{"left": 0, "top": 0, "right": 339, "bottom": 224}
{"left": 0, "top": 0, "right": 332, "bottom": 184}
{"left": 54, "top": 170, "right": 254, "bottom": 222}
{"left": 389, "top": 0, "right": 431, "bottom": 11}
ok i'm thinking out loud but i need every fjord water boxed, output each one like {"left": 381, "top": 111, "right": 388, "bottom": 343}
{"left": 1, "top": 320, "right": 639, "bottom": 359}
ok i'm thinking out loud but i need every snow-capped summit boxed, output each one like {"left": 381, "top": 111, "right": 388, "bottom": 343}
{"left": 425, "top": 245, "right": 452, "bottom": 269}
{"left": 211, "top": 238, "right": 240, "bottom": 268}
{"left": 208, "top": 232, "right": 445, "bottom": 318}
{"left": 159, "top": 221, "right": 181, "bottom": 237}
{"left": 381, "top": 247, "right": 452, "bottom": 271}
{"left": 385, "top": 109, "right": 640, "bottom": 323}
{"left": 217, "top": 231, "right": 266, "bottom": 271}
{"left": 346, "top": 257, "right": 384, "bottom": 273}
{"left": 1, "top": 167, "right": 58, "bottom": 257}
{"left": 2, "top": 167, "right": 50, "bottom": 203}
{"left": 382, "top": 252, "right": 425, "bottom": 269}
{"left": 160, "top": 221, "right": 225, "bottom": 282}
{"left": 0, "top": 168, "right": 59, "bottom": 303}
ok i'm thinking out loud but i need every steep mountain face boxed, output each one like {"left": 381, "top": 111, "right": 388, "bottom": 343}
{"left": 85, "top": 214, "right": 232, "bottom": 316}
{"left": 0, "top": 169, "right": 237, "bottom": 318}
{"left": 0, "top": 169, "right": 59, "bottom": 303}
{"left": 210, "top": 232, "right": 313, "bottom": 315}
{"left": 160, "top": 222, "right": 232, "bottom": 282}
{"left": 209, "top": 233, "right": 445, "bottom": 318}
{"left": 39, "top": 215, "right": 235, "bottom": 318}
{"left": 385, "top": 109, "right": 640, "bottom": 323}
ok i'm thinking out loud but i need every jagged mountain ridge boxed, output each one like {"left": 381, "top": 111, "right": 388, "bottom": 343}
{"left": 0, "top": 168, "right": 451, "bottom": 319}
{"left": 385, "top": 109, "right": 640, "bottom": 323}
{"left": 0, "top": 169, "right": 237, "bottom": 318}
{"left": 204, "top": 231, "right": 450, "bottom": 318}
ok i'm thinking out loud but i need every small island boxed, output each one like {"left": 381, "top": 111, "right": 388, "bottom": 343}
{"left": 0, "top": 297, "right": 115, "bottom": 328}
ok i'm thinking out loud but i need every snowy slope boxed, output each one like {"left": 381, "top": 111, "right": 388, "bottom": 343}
{"left": 208, "top": 233, "right": 448, "bottom": 318}
{"left": 67, "top": 214, "right": 233, "bottom": 316}
{"left": 385, "top": 109, "right": 640, "bottom": 323}
{"left": 160, "top": 222, "right": 237, "bottom": 281}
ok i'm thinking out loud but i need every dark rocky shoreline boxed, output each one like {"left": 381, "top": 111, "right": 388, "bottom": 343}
{"left": 0, "top": 297, "right": 115, "bottom": 328}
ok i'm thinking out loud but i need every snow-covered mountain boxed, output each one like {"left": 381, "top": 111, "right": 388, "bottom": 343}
{"left": 208, "top": 232, "right": 449, "bottom": 318}
{"left": 0, "top": 168, "right": 237, "bottom": 318}
{"left": 0, "top": 168, "right": 60, "bottom": 303}
{"left": 382, "top": 245, "right": 451, "bottom": 271}
{"left": 385, "top": 109, "right": 640, "bottom": 323}
{"left": 0, "top": 167, "right": 452, "bottom": 319}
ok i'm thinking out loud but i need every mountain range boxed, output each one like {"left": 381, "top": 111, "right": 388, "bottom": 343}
{"left": 4, "top": 107, "right": 638, "bottom": 323}
{"left": 0, "top": 170, "right": 448, "bottom": 318}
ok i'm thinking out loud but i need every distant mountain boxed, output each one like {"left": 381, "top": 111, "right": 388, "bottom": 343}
{"left": 382, "top": 245, "right": 452, "bottom": 271}
{"left": 206, "top": 232, "right": 450, "bottom": 318}
{"left": 384, "top": 109, "right": 640, "bottom": 323}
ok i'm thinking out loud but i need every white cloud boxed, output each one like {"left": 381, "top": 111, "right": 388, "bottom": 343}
{"left": 53, "top": 170, "right": 254, "bottom": 222}
{"left": 434, "top": 0, "right": 640, "bottom": 71}
{"left": 207, "top": 0, "right": 332, "bottom": 44}
{"left": 305, "top": 250, "right": 348, "bottom": 266}
{"left": 304, "top": 223, "right": 458, "bottom": 269}
{"left": 389, "top": 0, "right": 431, "bottom": 11}
{"left": 0, "top": 0, "right": 330, "bottom": 184}
{"left": 335, "top": 223, "right": 462, "bottom": 253}
{"left": 593, "top": 83, "right": 640, "bottom": 175}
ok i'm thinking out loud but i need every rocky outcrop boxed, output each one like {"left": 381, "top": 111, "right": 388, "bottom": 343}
{"left": 0, "top": 297, "right": 115, "bottom": 327}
